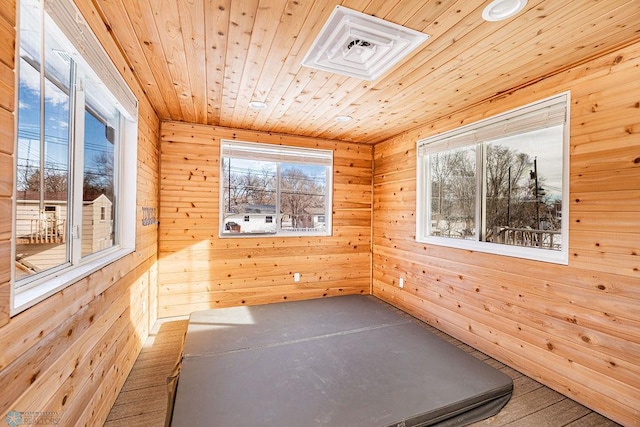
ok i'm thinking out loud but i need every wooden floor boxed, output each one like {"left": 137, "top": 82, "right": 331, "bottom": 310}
{"left": 105, "top": 314, "right": 621, "bottom": 427}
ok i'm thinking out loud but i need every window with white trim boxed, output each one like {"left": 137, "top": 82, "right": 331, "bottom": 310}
{"left": 13, "top": 0, "right": 138, "bottom": 312}
{"left": 416, "top": 93, "right": 569, "bottom": 264}
{"left": 220, "top": 140, "right": 333, "bottom": 236}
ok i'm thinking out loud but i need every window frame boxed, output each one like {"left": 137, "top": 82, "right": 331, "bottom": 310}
{"left": 219, "top": 139, "right": 333, "bottom": 238}
{"left": 416, "top": 92, "right": 570, "bottom": 265}
{"left": 11, "top": 0, "right": 138, "bottom": 315}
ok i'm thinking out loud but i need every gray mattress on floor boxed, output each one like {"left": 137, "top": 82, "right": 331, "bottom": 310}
{"left": 169, "top": 295, "right": 512, "bottom": 427}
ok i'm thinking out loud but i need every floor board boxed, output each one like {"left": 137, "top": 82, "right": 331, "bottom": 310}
{"left": 104, "top": 311, "right": 621, "bottom": 427}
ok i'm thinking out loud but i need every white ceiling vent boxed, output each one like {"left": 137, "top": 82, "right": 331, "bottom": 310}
{"left": 301, "top": 6, "right": 429, "bottom": 81}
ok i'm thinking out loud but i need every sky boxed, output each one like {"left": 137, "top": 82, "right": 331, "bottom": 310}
{"left": 17, "top": 57, "right": 70, "bottom": 174}
{"left": 17, "top": 0, "right": 117, "bottom": 192}
{"left": 17, "top": 55, "right": 115, "bottom": 187}
{"left": 491, "top": 125, "right": 564, "bottom": 199}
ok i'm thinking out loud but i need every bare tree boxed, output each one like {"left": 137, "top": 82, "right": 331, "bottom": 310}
{"left": 430, "top": 149, "right": 476, "bottom": 238}
{"left": 83, "top": 150, "right": 114, "bottom": 201}
{"left": 280, "top": 167, "right": 324, "bottom": 229}
{"left": 483, "top": 145, "right": 561, "bottom": 247}
{"left": 17, "top": 164, "right": 69, "bottom": 200}
{"left": 222, "top": 158, "right": 252, "bottom": 214}
{"left": 243, "top": 166, "right": 275, "bottom": 206}
{"left": 484, "top": 144, "right": 530, "bottom": 231}
{"left": 430, "top": 144, "right": 560, "bottom": 242}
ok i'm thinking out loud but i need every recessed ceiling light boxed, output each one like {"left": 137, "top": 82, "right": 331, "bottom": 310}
{"left": 335, "top": 115, "right": 353, "bottom": 122}
{"left": 249, "top": 101, "right": 268, "bottom": 110}
{"left": 482, "top": 0, "right": 528, "bottom": 22}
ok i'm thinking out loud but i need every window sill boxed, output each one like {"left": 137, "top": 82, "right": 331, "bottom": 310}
{"left": 219, "top": 230, "right": 331, "bottom": 238}
{"left": 11, "top": 246, "right": 134, "bottom": 316}
{"left": 416, "top": 235, "right": 568, "bottom": 265}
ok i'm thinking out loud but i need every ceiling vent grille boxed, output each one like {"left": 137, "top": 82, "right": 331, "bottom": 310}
{"left": 302, "top": 6, "right": 429, "bottom": 81}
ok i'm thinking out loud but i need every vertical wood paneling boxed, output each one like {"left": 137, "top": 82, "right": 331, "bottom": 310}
{"left": 226, "top": 0, "right": 287, "bottom": 128}
{"left": 176, "top": 0, "right": 207, "bottom": 123}
{"left": 203, "top": 0, "right": 230, "bottom": 124}
{"left": 148, "top": 0, "right": 197, "bottom": 120}
{"left": 92, "top": 0, "right": 171, "bottom": 119}
{"left": 0, "top": 1, "right": 161, "bottom": 426}
{"left": 217, "top": 0, "right": 259, "bottom": 125}
{"left": 158, "top": 122, "right": 372, "bottom": 317}
{"left": 371, "top": 41, "right": 640, "bottom": 426}
{"left": 249, "top": 0, "right": 338, "bottom": 131}
{"left": 103, "top": 0, "right": 185, "bottom": 120}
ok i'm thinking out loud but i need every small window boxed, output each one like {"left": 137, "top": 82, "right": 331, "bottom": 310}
{"left": 220, "top": 140, "right": 333, "bottom": 237}
{"left": 416, "top": 93, "right": 569, "bottom": 264}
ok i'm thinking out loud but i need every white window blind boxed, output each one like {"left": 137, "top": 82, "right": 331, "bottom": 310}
{"left": 221, "top": 140, "right": 333, "bottom": 166}
{"left": 418, "top": 93, "right": 568, "bottom": 155}
{"left": 44, "top": 0, "right": 138, "bottom": 120}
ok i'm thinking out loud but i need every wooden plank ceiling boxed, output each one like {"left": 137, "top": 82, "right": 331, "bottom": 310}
{"left": 95, "top": 0, "right": 640, "bottom": 144}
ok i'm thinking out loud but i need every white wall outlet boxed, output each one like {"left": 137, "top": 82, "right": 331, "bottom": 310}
{"left": 294, "top": 272, "right": 300, "bottom": 282}
{"left": 142, "top": 300, "right": 147, "bottom": 314}
{"left": 399, "top": 278, "right": 404, "bottom": 288}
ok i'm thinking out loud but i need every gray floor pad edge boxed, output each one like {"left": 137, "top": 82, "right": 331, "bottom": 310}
{"left": 396, "top": 389, "right": 513, "bottom": 427}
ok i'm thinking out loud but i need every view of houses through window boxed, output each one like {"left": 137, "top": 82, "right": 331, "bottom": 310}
{"left": 220, "top": 140, "right": 332, "bottom": 236}
{"left": 15, "top": 0, "right": 120, "bottom": 284}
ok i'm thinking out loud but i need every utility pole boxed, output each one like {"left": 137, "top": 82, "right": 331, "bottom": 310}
{"left": 530, "top": 157, "right": 540, "bottom": 234}
{"left": 507, "top": 166, "right": 511, "bottom": 227}
{"left": 228, "top": 159, "right": 232, "bottom": 213}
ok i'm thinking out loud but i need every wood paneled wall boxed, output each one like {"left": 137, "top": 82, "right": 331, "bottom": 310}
{"left": 0, "top": 0, "right": 15, "bottom": 330}
{"left": 371, "top": 41, "right": 640, "bottom": 426}
{"left": 0, "top": 0, "right": 160, "bottom": 425}
{"left": 158, "top": 122, "right": 372, "bottom": 317}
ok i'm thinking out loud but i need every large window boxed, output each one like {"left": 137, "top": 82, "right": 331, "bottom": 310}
{"left": 416, "top": 93, "right": 569, "bottom": 264}
{"left": 220, "top": 140, "right": 333, "bottom": 236}
{"left": 13, "top": 0, "right": 138, "bottom": 312}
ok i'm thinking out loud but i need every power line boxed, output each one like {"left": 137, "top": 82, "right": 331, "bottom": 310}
{"left": 226, "top": 166, "right": 327, "bottom": 183}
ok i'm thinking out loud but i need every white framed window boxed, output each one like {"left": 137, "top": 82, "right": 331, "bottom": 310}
{"left": 12, "top": 0, "right": 138, "bottom": 314}
{"left": 416, "top": 92, "right": 569, "bottom": 264}
{"left": 220, "top": 140, "right": 333, "bottom": 237}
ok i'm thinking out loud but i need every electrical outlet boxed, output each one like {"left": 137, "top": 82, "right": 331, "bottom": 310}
{"left": 142, "top": 300, "right": 146, "bottom": 314}
{"left": 399, "top": 278, "right": 404, "bottom": 288}
{"left": 294, "top": 272, "right": 300, "bottom": 282}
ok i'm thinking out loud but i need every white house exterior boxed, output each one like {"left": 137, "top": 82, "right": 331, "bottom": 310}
{"left": 15, "top": 193, "right": 113, "bottom": 278}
